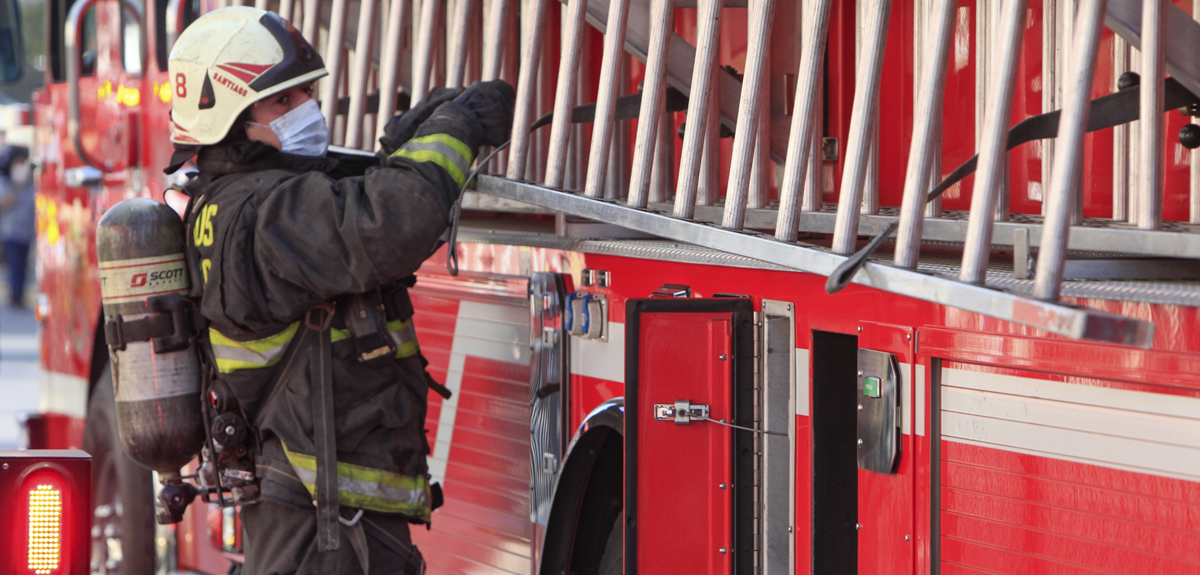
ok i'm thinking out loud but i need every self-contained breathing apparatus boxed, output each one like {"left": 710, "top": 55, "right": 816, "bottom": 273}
{"left": 97, "top": 193, "right": 450, "bottom": 526}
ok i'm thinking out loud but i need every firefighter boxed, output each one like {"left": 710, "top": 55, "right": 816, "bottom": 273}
{"left": 164, "top": 7, "right": 513, "bottom": 574}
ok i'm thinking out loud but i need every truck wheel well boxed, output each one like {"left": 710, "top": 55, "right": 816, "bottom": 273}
{"left": 540, "top": 425, "right": 624, "bottom": 575}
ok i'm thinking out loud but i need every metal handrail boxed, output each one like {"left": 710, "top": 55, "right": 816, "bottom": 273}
{"left": 67, "top": 0, "right": 144, "bottom": 172}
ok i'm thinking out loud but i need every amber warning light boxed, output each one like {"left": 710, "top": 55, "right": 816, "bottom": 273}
{"left": 1, "top": 450, "right": 90, "bottom": 575}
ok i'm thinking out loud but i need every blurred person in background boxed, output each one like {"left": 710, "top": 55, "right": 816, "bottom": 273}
{"left": 0, "top": 146, "right": 35, "bottom": 307}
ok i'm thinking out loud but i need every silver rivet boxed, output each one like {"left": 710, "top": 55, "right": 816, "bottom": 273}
{"left": 857, "top": 325, "right": 862, "bottom": 333}
{"left": 857, "top": 439, "right": 863, "bottom": 447}
{"left": 719, "top": 548, "right": 727, "bottom": 554}
{"left": 719, "top": 483, "right": 726, "bottom": 489}
{"left": 719, "top": 354, "right": 727, "bottom": 360}
{"left": 788, "top": 526, "right": 793, "bottom": 533}
{"left": 906, "top": 333, "right": 912, "bottom": 341}
{"left": 858, "top": 404, "right": 863, "bottom": 412}
{"left": 2, "top": 463, "right": 7, "bottom": 470}
{"left": 905, "top": 535, "right": 910, "bottom": 541}
{"left": 856, "top": 523, "right": 861, "bottom": 531}
{"left": 225, "top": 425, "right": 236, "bottom": 436}
{"left": 786, "top": 304, "right": 792, "bottom": 311}
{"left": 857, "top": 370, "right": 863, "bottom": 378}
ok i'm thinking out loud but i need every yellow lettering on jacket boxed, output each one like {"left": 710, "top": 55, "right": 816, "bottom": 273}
{"left": 194, "top": 204, "right": 218, "bottom": 247}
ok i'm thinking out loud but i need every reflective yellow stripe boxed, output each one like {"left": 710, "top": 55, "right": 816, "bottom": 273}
{"left": 389, "top": 318, "right": 419, "bottom": 358}
{"left": 391, "top": 134, "right": 474, "bottom": 188}
{"left": 209, "top": 322, "right": 300, "bottom": 373}
{"left": 329, "top": 318, "right": 420, "bottom": 358}
{"left": 283, "top": 443, "right": 431, "bottom": 520}
{"left": 393, "top": 149, "right": 467, "bottom": 187}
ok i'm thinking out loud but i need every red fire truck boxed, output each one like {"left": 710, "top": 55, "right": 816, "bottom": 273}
{"left": 5, "top": 0, "right": 1200, "bottom": 572}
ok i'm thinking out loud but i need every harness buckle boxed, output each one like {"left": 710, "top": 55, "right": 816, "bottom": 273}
{"left": 306, "top": 303, "right": 336, "bottom": 331}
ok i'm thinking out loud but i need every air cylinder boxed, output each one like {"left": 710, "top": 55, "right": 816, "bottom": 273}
{"left": 96, "top": 198, "right": 205, "bottom": 474}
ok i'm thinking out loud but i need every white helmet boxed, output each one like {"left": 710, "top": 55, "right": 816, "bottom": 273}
{"left": 168, "top": 7, "right": 327, "bottom": 145}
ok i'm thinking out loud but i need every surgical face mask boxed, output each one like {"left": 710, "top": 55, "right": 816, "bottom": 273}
{"left": 250, "top": 99, "right": 329, "bottom": 157}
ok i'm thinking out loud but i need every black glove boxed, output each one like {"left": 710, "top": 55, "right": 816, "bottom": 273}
{"left": 379, "top": 86, "right": 465, "bottom": 155}
{"left": 452, "top": 80, "right": 516, "bottom": 147}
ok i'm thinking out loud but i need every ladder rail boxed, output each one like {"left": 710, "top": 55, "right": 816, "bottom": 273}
{"left": 480, "top": 174, "right": 1155, "bottom": 347}
{"left": 583, "top": 0, "right": 633, "bottom": 198}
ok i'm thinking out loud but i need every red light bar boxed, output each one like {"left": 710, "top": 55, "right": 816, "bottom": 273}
{"left": 1, "top": 450, "right": 90, "bottom": 575}
{"left": 27, "top": 478, "right": 63, "bottom": 573}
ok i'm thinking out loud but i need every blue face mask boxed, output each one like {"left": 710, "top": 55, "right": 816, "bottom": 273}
{"left": 253, "top": 99, "right": 329, "bottom": 156}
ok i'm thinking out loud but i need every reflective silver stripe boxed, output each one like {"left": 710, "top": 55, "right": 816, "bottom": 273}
{"left": 212, "top": 342, "right": 287, "bottom": 364}
{"left": 292, "top": 463, "right": 429, "bottom": 507}
{"left": 390, "top": 322, "right": 417, "bottom": 346}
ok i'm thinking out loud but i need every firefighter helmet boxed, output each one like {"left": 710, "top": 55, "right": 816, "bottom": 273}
{"left": 168, "top": 7, "right": 327, "bottom": 145}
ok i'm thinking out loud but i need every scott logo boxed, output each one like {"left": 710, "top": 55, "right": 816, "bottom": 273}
{"left": 128, "top": 268, "right": 185, "bottom": 289}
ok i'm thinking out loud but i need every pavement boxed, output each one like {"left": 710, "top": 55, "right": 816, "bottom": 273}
{"left": 0, "top": 270, "right": 40, "bottom": 450}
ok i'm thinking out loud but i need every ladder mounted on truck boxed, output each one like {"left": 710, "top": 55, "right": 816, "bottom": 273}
{"left": 473, "top": 0, "right": 1198, "bottom": 349}
{"left": 235, "top": 0, "right": 1200, "bottom": 349}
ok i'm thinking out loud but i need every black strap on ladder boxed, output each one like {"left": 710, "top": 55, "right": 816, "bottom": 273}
{"left": 824, "top": 77, "right": 1200, "bottom": 294}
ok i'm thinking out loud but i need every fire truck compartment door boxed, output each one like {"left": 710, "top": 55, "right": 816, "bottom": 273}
{"left": 625, "top": 298, "right": 755, "bottom": 575}
{"left": 856, "top": 322, "right": 916, "bottom": 575}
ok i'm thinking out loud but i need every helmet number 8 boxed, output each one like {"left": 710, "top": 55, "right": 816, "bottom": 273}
{"left": 175, "top": 73, "right": 187, "bottom": 98}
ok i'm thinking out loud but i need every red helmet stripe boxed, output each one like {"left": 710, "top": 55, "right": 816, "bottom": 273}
{"left": 215, "top": 64, "right": 258, "bottom": 84}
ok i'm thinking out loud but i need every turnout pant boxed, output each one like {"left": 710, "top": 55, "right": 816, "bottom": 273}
{"left": 242, "top": 499, "right": 425, "bottom": 575}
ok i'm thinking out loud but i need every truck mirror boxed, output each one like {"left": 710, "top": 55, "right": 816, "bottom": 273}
{"left": 0, "top": 0, "right": 21, "bottom": 83}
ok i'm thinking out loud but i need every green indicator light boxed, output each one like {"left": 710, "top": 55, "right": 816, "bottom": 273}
{"left": 863, "top": 376, "right": 881, "bottom": 398}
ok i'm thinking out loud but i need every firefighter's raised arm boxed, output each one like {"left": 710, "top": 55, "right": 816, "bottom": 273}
{"left": 250, "top": 81, "right": 515, "bottom": 303}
